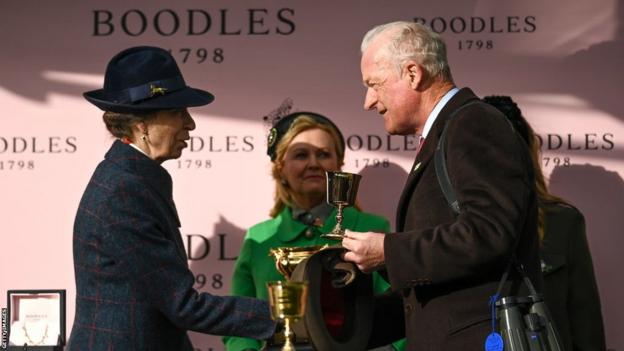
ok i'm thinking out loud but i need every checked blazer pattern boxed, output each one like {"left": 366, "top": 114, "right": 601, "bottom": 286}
{"left": 68, "top": 140, "right": 275, "bottom": 351}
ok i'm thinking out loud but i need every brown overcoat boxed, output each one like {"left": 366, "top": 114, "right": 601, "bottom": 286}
{"left": 381, "top": 88, "right": 542, "bottom": 351}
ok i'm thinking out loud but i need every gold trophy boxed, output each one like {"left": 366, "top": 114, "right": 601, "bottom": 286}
{"left": 321, "top": 171, "right": 362, "bottom": 240}
{"left": 269, "top": 245, "right": 329, "bottom": 279}
{"left": 267, "top": 281, "right": 309, "bottom": 351}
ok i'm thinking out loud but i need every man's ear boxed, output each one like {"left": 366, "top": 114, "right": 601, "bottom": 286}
{"left": 404, "top": 62, "right": 423, "bottom": 90}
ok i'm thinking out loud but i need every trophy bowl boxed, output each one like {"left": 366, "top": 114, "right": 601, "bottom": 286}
{"left": 269, "top": 245, "right": 329, "bottom": 279}
{"left": 267, "top": 281, "right": 309, "bottom": 351}
{"left": 322, "top": 171, "right": 362, "bottom": 240}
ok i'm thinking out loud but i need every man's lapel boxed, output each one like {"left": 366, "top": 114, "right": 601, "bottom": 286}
{"left": 395, "top": 131, "right": 438, "bottom": 231}
{"left": 395, "top": 88, "right": 479, "bottom": 231}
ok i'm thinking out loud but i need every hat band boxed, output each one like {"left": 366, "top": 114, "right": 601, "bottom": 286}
{"left": 116, "top": 76, "right": 187, "bottom": 104}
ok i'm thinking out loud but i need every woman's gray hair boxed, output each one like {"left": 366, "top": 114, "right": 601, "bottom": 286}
{"left": 361, "top": 21, "right": 453, "bottom": 82}
{"left": 102, "top": 111, "right": 152, "bottom": 139}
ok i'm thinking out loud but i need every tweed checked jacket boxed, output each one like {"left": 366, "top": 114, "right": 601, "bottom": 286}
{"left": 68, "top": 140, "right": 275, "bottom": 351}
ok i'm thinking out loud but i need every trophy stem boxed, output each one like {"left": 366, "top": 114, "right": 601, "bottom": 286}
{"left": 322, "top": 203, "right": 346, "bottom": 240}
{"left": 282, "top": 318, "right": 296, "bottom": 351}
{"left": 333, "top": 203, "right": 345, "bottom": 235}
{"left": 336, "top": 203, "right": 344, "bottom": 228}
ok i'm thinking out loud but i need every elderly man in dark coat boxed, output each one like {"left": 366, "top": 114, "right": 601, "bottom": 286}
{"left": 342, "top": 22, "right": 541, "bottom": 351}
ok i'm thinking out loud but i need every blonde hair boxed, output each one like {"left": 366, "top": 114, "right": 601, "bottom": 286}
{"left": 269, "top": 115, "right": 345, "bottom": 218}
{"left": 529, "top": 133, "right": 569, "bottom": 242}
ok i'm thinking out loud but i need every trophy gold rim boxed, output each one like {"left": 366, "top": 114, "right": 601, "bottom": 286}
{"left": 269, "top": 244, "right": 330, "bottom": 278}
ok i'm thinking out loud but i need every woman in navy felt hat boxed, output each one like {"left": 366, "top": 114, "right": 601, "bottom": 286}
{"left": 68, "top": 46, "right": 276, "bottom": 351}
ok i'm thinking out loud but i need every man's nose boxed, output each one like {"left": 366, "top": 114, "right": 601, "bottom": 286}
{"left": 364, "top": 88, "right": 377, "bottom": 110}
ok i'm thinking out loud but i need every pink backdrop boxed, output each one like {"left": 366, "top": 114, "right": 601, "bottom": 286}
{"left": 1, "top": 1, "right": 622, "bottom": 350}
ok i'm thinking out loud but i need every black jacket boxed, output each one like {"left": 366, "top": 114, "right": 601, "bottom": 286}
{"left": 541, "top": 201, "right": 606, "bottom": 351}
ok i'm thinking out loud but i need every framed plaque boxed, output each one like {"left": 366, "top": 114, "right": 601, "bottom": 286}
{"left": 6, "top": 290, "right": 65, "bottom": 350}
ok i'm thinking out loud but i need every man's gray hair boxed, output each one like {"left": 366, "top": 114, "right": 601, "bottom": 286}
{"left": 361, "top": 21, "right": 453, "bottom": 82}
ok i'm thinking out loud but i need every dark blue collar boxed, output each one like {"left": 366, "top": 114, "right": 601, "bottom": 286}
{"left": 105, "top": 140, "right": 180, "bottom": 227}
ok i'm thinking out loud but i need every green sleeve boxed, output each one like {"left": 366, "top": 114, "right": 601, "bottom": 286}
{"left": 224, "top": 337, "right": 262, "bottom": 351}
{"left": 391, "top": 338, "right": 407, "bottom": 350}
{"left": 381, "top": 216, "right": 391, "bottom": 233}
{"left": 222, "top": 235, "right": 264, "bottom": 351}
{"left": 230, "top": 236, "right": 257, "bottom": 297}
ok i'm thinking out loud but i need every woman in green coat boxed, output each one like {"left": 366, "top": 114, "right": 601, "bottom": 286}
{"left": 223, "top": 111, "right": 404, "bottom": 351}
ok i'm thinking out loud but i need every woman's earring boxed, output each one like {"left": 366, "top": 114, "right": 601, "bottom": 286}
{"left": 141, "top": 134, "right": 148, "bottom": 142}
{"left": 280, "top": 178, "right": 288, "bottom": 186}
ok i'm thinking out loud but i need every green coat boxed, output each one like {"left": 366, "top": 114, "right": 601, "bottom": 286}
{"left": 223, "top": 206, "right": 403, "bottom": 351}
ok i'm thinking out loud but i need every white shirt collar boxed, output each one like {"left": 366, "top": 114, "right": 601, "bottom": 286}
{"left": 126, "top": 141, "right": 150, "bottom": 157}
{"left": 421, "top": 87, "right": 460, "bottom": 139}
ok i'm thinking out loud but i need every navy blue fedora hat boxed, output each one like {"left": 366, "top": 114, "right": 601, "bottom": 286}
{"left": 84, "top": 46, "right": 214, "bottom": 113}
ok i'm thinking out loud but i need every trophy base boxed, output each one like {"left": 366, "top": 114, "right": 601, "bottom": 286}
{"left": 320, "top": 232, "right": 345, "bottom": 241}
